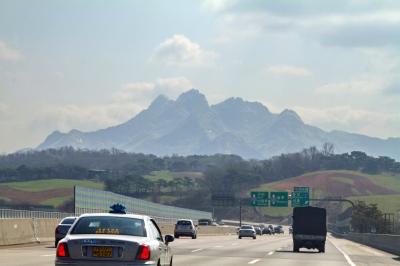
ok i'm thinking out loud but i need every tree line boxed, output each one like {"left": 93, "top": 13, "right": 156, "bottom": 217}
{"left": 0, "top": 145, "right": 399, "bottom": 184}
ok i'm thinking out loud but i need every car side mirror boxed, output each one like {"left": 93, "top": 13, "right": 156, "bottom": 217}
{"left": 165, "top": 234, "right": 174, "bottom": 245}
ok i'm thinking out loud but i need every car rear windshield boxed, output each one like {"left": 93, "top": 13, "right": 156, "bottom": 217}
{"left": 177, "top": 220, "right": 192, "bottom": 226}
{"left": 241, "top": 226, "right": 252, "bottom": 230}
{"left": 61, "top": 218, "right": 76, "bottom": 225}
{"left": 71, "top": 216, "right": 146, "bottom": 237}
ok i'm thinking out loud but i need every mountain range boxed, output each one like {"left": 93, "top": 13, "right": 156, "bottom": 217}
{"left": 38, "top": 89, "right": 400, "bottom": 160}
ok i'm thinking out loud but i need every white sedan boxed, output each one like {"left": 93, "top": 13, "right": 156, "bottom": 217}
{"left": 55, "top": 212, "right": 174, "bottom": 266}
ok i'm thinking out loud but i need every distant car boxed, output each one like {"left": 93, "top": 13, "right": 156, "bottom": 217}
{"left": 262, "top": 227, "right": 272, "bottom": 235}
{"left": 289, "top": 226, "right": 293, "bottom": 234}
{"left": 254, "top": 226, "right": 262, "bottom": 235}
{"left": 55, "top": 216, "right": 77, "bottom": 247}
{"left": 238, "top": 225, "right": 256, "bottom": 239}
{"left": 274, "top": 226, "right": 284, "bottom": 234}
{"left": 268, "top": 225, "right": 275, "bottom": 234}
{"left": 198, "top": 218, "right": 213, "bottom": 226}
{"left": 174, "top": 219, "right": 197, "bottom": 239}
{"left": 55, "top": 208, "right": 174, "bottom": 266}
{"left": 216, "top": 220, "right": 225, "bottom": 226}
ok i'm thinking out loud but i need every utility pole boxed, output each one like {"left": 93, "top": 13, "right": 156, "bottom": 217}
{"left": 239, "top": 198, "right": 242, "bottom": 227}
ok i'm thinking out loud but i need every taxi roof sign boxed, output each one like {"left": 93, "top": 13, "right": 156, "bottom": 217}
{"left": 110, "top": 203, "right": 126, "bottom": 214}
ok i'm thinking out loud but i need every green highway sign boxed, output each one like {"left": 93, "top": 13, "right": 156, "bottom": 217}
{"left": 270, "top": 192, "right": 289, "bottom": 207}
{"left": 292, "top": 187, "right": 310, "bottom": 207}
{"left": 293, "top": 186, "right": 310, "bottom": 193}
{"left": 250, "top": 191, "right": 269, "bottom": 206}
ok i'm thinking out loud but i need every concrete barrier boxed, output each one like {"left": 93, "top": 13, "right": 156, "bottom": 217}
{"left": 1, "top": 219, "right": 237, "bottom": 246}
{"left": 332, "top": 232, "right": 400, "bottom": 256}
{"left": 345, "top": 233, "right": 400, "bottom": 256}
{"left": 35, "top": 219, "right": 60, "bottom": 242}
{"left": 0, "top": 219, "right": 38, "bottom": 246}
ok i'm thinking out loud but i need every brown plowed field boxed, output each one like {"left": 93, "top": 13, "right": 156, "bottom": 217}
{"left": 0, "top": 186, "right": 72, "bottom": 204}
{"left": 271, "top": 171, "right": 396, "bottom": 197}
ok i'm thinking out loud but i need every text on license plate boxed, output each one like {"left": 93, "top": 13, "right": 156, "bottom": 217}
{"left": 92, "top": 246, "right": 113, "bottom": 257}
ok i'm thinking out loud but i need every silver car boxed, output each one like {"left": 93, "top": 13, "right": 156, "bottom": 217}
{"left": 238, "top": 225, "right": 256, "bottom": 239}
{"left": 174, "top": 219, "right": 197, "bottom": 239}
{"left": 55, "top": 213, "right": 174, "bottom": 266}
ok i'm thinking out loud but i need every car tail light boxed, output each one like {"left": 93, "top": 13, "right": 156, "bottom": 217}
{"left": 136, "top": 244, "right": 151, "bottom": 260}
{"left": 56, "top": 243, "right": 69, "bottom": 257}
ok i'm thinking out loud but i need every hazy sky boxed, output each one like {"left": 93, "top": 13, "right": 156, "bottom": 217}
{"left": 1, "top": 0, "right": 400, "bottom": 153}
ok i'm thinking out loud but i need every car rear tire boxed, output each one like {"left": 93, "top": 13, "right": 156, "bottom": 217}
{"left": 169, "top": 256, "right": 173, "bottom": 266}
{"left": 253, "top": 236, "right": 256, "bottom": 239}
{"left": 175, "top": 235, "right": 179, "bottom": 239}
{"left": 239, "top": 236, "right": 242, "bottom": 239}
{"left": 192, "top": 234, "right": 197, "bottom": 239}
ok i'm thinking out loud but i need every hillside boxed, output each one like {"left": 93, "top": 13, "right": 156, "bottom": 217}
{"left": 0, "top": 179, "right": 104, "bottom": 208}
{"left": 38, "top": 89, "right": 400, "bottom": 160}
{"left": 249, "top": 170, "right": 400, "bottom": 217}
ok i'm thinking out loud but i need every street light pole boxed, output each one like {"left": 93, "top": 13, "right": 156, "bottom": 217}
{"left": 239, "top": 198, "right": 242, "bottom": 227}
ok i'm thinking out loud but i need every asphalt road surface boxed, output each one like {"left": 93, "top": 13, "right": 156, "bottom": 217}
{"left": 1, "top": 234, "right": 399, "bottom": 266}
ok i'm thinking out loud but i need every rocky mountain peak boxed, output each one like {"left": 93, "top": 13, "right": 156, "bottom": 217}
{"left": 176, "top": 89, "right": 209, "bottom": 112}
{"left": 278, "top": 109, "right": 303, "bottom": 123}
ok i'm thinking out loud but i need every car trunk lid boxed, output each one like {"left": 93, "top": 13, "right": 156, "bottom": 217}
{"left": 65, "top": 234, "right": 147, "bottom": 261}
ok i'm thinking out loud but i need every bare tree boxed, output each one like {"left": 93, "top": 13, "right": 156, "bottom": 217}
{"left": 322, "top": 142, "right": 335, "bottom": 156}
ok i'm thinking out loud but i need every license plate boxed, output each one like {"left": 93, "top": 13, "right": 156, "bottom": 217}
{"left": 92, "top": 246, "right": 113, "bottom": 258}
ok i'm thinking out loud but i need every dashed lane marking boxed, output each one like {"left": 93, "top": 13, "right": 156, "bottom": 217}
{"left": 248, "top": 259, "right": 261, "bottom": 264}
{"left": 191, "top": 248, "right": 204, "bottom": 253}
{"left": 268, "top": 251, "right": 274, "bottom": 256}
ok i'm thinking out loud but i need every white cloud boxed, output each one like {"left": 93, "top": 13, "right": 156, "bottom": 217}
{"left": 150, "top": 35, "right": 217, "bottom": 67}
{"left": 315, "top": 76, "right": 387, "bottom": 95}
{"left": 114, "top": 77, "right": 193, "bottom": 103}
{"left": 0, "top": 103, "right": 9, "bottom": 120}
{"left": 202, "top": 0, "right": 238, "bottom": 12}
{"left": 0, "top": 41, "right": 22, "bottom": 61}
{"left": 294, "top": 105, "right": 400, "bottom": 138}
{"left": 206, "top": 1, "right": 400, "bottom": 47}
{"left": 265, "top": 65, "right": 313, "bottom": 77}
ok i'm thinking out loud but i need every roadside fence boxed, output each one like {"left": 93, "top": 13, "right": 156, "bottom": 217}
{"left": 0, "top": 208, "right": 73, "bottom": 219}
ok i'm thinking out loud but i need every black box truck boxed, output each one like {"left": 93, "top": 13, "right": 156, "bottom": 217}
{"left": 292, "top": 206, "right": 327, "bottom": 253}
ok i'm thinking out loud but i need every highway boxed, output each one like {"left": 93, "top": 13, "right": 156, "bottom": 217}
{"left": 0, "top": 234, "right": 399, "bottom": 266}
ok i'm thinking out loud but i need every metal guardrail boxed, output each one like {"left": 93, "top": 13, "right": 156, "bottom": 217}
{"left": 0, "top": 208, "right": 73, "bottom": 219}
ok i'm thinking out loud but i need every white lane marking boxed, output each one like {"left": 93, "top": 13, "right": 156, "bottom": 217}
{"left": 248, "top": 259, "right": 261, "bottom": 264}
{"left": 191, "top": 248, "right": 203, "bottom": 253}
{"left": 268, "top": 251, "right": 274, "bottom": 256}
{"left": 40, "top": 254, "right": 54, "bottom": 257}
{"left": 330, "top": 239, "right": 357, "bottom": 266}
